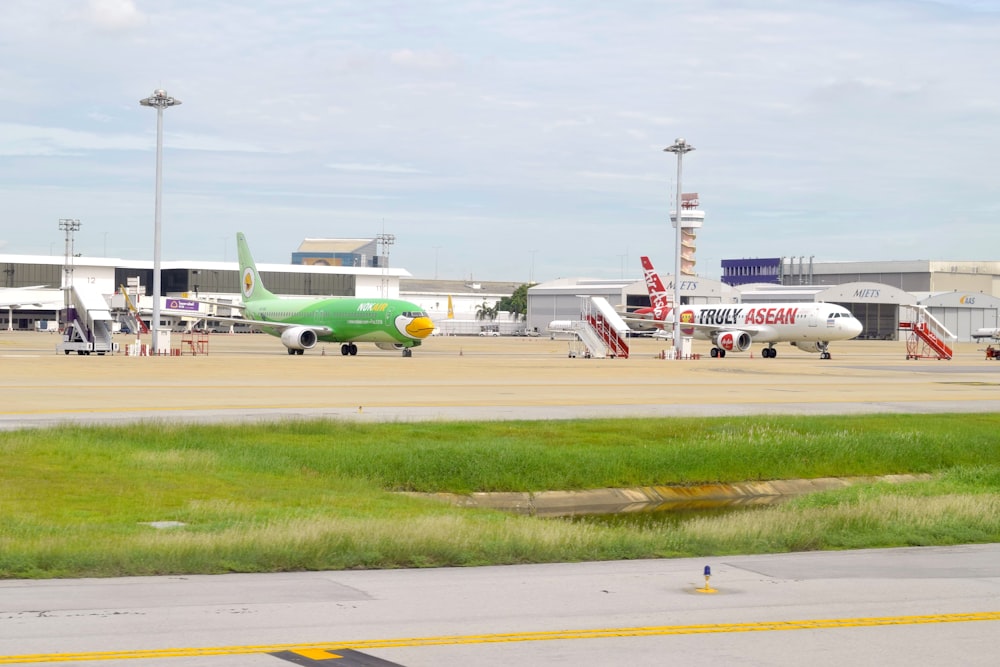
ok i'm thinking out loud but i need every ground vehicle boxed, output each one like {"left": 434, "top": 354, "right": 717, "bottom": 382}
{"left": 479, "top": 330, "right": 501, "bottom": 337}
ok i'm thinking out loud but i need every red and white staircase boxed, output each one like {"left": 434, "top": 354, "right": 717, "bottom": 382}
{"left": 899, "top": 305, "right": 955, "bottom": 360}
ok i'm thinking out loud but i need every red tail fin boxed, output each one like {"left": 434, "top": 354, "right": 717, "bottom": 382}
{"left": 640, "top": 256, "right": 672, "bottom": 313}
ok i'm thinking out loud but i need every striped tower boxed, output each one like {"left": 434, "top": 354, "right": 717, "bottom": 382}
{"left": 670, "top": 192, "right": 705, "bottom": 276}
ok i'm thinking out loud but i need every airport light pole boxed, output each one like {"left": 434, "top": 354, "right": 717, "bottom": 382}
{"left": 376, "top": 232, "right": 395, "bottom": 298}
{"left": 664, "top": 138, "right": 694, "bottom": 357}
{"left": 139, "top": 89, "right": 181, "bottom": 353}
{"left": 58, "top": 218, "right": 81, "bottom": 332}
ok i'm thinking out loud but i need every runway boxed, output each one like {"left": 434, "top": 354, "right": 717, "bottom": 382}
{"left": 2, "top": 545, "right": 998, "bottom": 666}
{"left": 1, "top": 331, "right": 998, "bottom": 665}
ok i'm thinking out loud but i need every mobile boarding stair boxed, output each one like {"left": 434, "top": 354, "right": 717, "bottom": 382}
{"left": 564, "top": 296, "right": 630, "bottom": 359}
{"left": 119, "top": 283, "right": 149, "bottom": 335}
{"left": 57, "top": 284, "right": 119, "bottom": 356}
{"left": 898, "top": 305, "right": 955, "bottom": 360}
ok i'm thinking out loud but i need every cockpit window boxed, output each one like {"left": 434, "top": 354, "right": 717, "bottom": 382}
{"left": 402, "top": 311, "right": 427, "bottom": 318}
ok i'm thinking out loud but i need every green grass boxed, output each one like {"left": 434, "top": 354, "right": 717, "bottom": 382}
{"left": 1, "top": 414, "right": 999, "bottom": 578}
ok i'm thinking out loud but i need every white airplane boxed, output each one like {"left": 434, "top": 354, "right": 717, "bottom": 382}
{"left": 972, "top": 328, "right": 1000, "bottom": 341}
{"left": 628, "top": 256, "right": 864, "bottom": 359}
{"left": 0, "top": 286, "right": 63, "bottom": 331}
{"left": 0, "top": 286, "right": 62, "bottom": 309}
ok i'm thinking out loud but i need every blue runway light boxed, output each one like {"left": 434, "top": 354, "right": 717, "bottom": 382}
{"left": 696, "top": 564, "right": 717, "bottom": 593}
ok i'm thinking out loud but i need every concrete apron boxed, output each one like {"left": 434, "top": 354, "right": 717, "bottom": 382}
{"left": 408, "top": 474, "right": 929, "bottom": 517}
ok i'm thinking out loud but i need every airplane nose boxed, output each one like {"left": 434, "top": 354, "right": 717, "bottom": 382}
{"left": 849, "top": 319, "right": 864, "bottom": 337}
{"left": 405, "top": 316, "right": 435, "bottom": 339}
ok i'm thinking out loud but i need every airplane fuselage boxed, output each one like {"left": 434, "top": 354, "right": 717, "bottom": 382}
{"left": 247, "top": 297, "right": 434, "bottom": 346}
{"left": 664, "top": 301, "right": 863, "bottom": 358}
{"left": 677, "top": 303, "right": 858, "bottom": 343}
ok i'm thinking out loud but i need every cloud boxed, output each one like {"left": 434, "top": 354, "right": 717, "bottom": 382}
{"left": 0, "top": 123, "right": 142, "bottom": 156}
{"left": 2, "top": 2, "right": 1000, "bottom": 277}
{"left": 389, "top": 49, "right": 458, "bottom": 70}
{"left": 85, "top": 0, "right": 145, "bottom": 31}
{"left": 325, "top": 162, "right": 427, "bottom": 175}
{"left": 0, "top": 123, "right": 271, "bottom": 157}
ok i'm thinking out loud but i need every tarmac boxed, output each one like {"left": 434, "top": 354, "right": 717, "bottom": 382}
{"left": 1, "top": 330, "right": 999, "bottom": 430}
{"left": 3, "top": 331, "right": 999, "bottom": 666}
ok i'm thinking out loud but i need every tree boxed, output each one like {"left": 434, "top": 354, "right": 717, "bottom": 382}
{"left": 498, "top": 283, "right": 534, "bottom": 321}
{"left": 475, "top": 300, "right": 499, "bottom": 321}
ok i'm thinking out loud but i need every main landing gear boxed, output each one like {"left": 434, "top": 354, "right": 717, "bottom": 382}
{"left": 340, "top": 343, "right": 358, "bottom": 356}
{"left": 710, "top": 347, "right": 726, "bottom": 358}
{"left": 762, "top": 346, "right": 777, "bottom": 358}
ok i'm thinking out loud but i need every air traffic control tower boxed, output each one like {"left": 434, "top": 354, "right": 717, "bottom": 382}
{"left": 670, "top": 192, "right": 704, "bottom": 277}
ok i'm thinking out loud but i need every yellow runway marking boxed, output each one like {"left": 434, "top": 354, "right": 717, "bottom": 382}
{"left": 292, "top": 649, "right": 343, "bottom": 660}
{"left": 2, "top": 612, "right": 998, "bottom": 663}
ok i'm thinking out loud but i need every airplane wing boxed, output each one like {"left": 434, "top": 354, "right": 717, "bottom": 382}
{"left": 188, "top": 313, "right": 333, "bottom": 337}
{"left": 178, "top": 297, "right": 246, "bottom": 311}
{"left": 0, "top": 288, "right": 63, "bottom": 309}
{"left": 678, "top": 321, "right": 770, "bottom": 335}
{"left": 0, "top": 299, "right": 57, "bottom": 308}
{"left": 620, "top": 315, "right": 769, "bottom": 336}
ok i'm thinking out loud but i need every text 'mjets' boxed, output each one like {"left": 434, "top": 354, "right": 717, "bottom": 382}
{"left": 627, "top": 256, "right": 863, "bottom": 359}
{"left": 218, "top": 233, "right": 435, "bottom": 356}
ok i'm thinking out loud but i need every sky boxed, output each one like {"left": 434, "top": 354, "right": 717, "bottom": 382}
{"left": 2, "top": 1, "right": 1000, "bottom": 283}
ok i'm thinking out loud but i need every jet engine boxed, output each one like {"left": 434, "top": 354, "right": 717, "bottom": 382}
{"left": 715, "top": 330, "right": 752, "bottom": 352}
{"left": 280, "top": 327, "right": 318, "bottom": 351}
{"left": 375, "top": 342, "right": 405, "bottom": 351}
{"left": 791, "top": 341, "right": 821, "bottom": 354}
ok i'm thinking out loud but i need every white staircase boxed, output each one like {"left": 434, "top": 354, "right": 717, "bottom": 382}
{"left": 57, "top": 285, "right": 119, "bottom": 355}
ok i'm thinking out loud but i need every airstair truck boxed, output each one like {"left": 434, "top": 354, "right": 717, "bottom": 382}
{"left": 57, "top": 284, "right": 119, "bottom": 356}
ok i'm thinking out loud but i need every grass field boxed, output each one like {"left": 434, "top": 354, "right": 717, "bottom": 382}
{"left": 2, "top": 414, "right": 998, "bottom": 578}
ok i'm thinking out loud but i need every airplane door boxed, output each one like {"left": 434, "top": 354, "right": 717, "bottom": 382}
{"left": 808, "top": 311, "right": 819, "bottom": 327}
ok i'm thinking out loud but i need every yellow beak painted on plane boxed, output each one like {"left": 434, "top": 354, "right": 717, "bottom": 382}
{"left": 406, "top": 316, "right": 435, "bottom": 339}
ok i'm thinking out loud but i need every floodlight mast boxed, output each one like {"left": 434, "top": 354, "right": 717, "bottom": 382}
{"left": 139, "top": 89, "right": 181, "bottom": 354}
{"left": 376, "top": 232, "right": 396, "bottom": 298}
{"left": 663, "top": 138, "right": 694, "bottom": 357}
{"left": 58, "top": 218, "right": 81, "bottom": 331}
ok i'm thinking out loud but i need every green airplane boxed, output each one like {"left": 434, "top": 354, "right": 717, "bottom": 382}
{"left": 235, "top": 232, "right": 435, "bottom": 356}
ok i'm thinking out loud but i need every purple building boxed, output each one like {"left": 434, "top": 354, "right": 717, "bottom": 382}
{"left": 721, "top": 258, "right": 781, "bottom": 286}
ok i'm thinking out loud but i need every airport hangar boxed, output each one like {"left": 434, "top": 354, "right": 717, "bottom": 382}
{"left": 3, "top": 243, "right": 999, "bottom": 343}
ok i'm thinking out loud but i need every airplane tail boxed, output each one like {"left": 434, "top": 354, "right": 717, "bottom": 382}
{"left": 237, "top": 232, "right": 277, "bottom": 304}
{"left": 640, "top": 256, "right": 672, "bottom": 312}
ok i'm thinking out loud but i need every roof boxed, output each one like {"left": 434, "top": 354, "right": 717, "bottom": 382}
{"left": 400, "top": 278, "right": 524, "bottom": 295}
{"left": 295, "top": 239, "right": 374, "bottom": 253}
{"left": 0, "top": 254, "right": 410, "bottom": 277}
